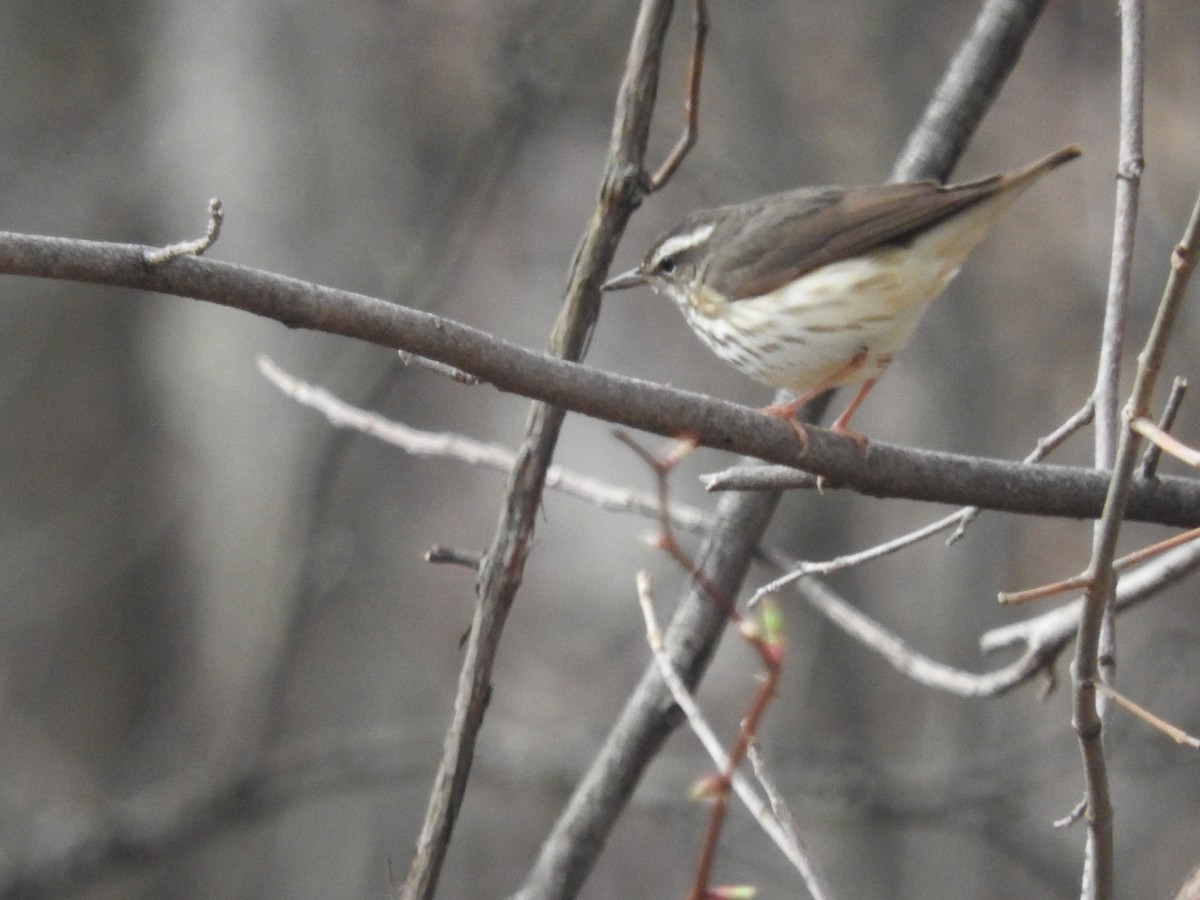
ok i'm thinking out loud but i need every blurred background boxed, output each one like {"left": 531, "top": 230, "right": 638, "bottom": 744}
{"left": 2, "top": 1, "right": 1199, "bottom": 897}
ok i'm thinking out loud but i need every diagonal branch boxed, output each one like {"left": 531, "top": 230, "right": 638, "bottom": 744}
{"left": 2, "top": 233, "right": 1199, "bottom": 527}
{"left": 1073, "top": 2, "right": 1147, "bottom": 896}
{"left": 1073, "top": 185, "right": 1200, "bottom": 900}
{"left": 515, "top": 0, "right": 1059, "bottom": 897}
{"left": 400, "top": 2, "right": 687, "bottom": 897}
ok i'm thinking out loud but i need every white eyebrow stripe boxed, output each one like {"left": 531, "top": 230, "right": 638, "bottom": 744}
{"left": 650, "top": 222, "right": 716, "bottom": 267}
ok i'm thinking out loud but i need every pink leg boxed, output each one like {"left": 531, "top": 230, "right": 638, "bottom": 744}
{"left": 761, "top": 350, "right": 881, "bottom": 448}
{"left": 825, "top": 378, "right": 877, "bottom": 446}
{"left": 760, "top": 350, "right": 870, "bottom": 420}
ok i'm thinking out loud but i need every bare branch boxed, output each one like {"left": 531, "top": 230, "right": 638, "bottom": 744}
{"left": 763, "top": 550, "right": 1057, "bottom": 697}
{"left": 424, "top": 546, "right": 483, "bottom": 569}
{"left": 1000, "top": 525, "right": 1200, "bottom": 605}
{"left": 1072, "top": 95, "right": 1193, "bottom": 900}
{"left": 765, "top": 525, "right": 1200, "bottom": 701}
{"left": 405, "top": 2, "right": 694, "bottom": 896}
{"left": 397, "top": 350, "right": 481, "bottom": 385}
{"left": 3, "top": 234, "right": 1199, "bottom": 527}
{"left": 635, "top": 574, "right": 830, "bottom": 899}
{"left": 890, "top": 0, "right": 1051, "bottom": 183}
{"left": 1136, "top": 376, "right": 1188, "bottom": 478}
{"left": 1077, "top": 7, "right": 1147, "bottom": 886}
{"left": 748, "top": 403, "right": 1096, "bottom": 607}
{"left": 257, "top": 354, "right": 716, "bottom": 537}
{"left": 1131, "top": 414, "right": 1200, "bottom": 469}
{"left": 1094, "top": 681, "right": 1200, "bottom": 749}
{"left": 647, "top": 0, "right": 707, "bottom": 191}
{"left": 981, "top": 536, "right": 1200, "bottom": 656}
{"left": 143, "top": 198, "right": 224, "bottom": 264}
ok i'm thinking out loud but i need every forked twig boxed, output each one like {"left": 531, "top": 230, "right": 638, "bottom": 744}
{"left": 1069, "top": 165, "right": 1199, "bottom": 900}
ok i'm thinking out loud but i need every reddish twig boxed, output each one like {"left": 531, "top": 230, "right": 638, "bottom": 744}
{"left": 616, "top": 433, "right": 784, "bottom": 899}
{"left": 647, "top": 0, "right": 707, "bottom": 191}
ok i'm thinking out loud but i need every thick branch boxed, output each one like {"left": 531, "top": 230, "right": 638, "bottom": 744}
{"left": 891, "top": 0, "right": 1049, "bottom": 182}
{"left": 1, "top": 232, "right": 1197, "bottom": 527}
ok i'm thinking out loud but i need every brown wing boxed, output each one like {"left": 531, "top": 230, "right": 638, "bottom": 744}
{"left": 705, "top": 177, "right": 1004, "bottom": 301}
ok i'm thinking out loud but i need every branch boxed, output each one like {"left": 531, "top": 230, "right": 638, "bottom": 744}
{"left": 890, "top": 0, "right": 1050, "bottom": 182}
{"left": 1072, "top": 179, "right": 1198, "bottom": 900}
{"left": 257, "top": 355, "right": 716, "bottom": 537}
{"left": 1073, "top": 1, "right": 1146, "bottom": 895}
{"left": 400, "top": 1, "right": 686, "bottom": 896}
{"left": 516, "top": 1, "right": 1060, "bottom": 897}
{"left": 771, "top": 530, "right": 1200, "bottom": 700}
{"left": 635, "top": 574, "right": 829, "bottom": 900}
{"left": 2, "top": 234, "right": 1198, "bottom": 527}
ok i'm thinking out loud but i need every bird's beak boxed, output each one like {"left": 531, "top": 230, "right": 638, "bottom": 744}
{"left": 601, "top": 268, "right": 650, "bottom": 291}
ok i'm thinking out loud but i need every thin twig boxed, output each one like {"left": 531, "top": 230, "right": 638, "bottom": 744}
{"left": 1093, "top": 681, "right": 1200, "bottom": 749}
{"left": 402, "top": 2, "right": 687, "bottom": 896}
{"left": 948, "top": 400, "right": 1094, "bottom": 544}
{"left": 1000, "top": 525, "right": 1200, "bottom": 605}
{"left": 257, "top": 355, "right": 716, "bottom": 537}
{"left": 397, "top": 350, "right": 481, "bottom": 385}
{"left": 6, "top": 233, "right": 1200, "bottom": 526}
{"left": 748, "top": 402, "right": 1094, "bottom": 607}
{"left": 982, "top": 536, "right": 1200, "bottom": 656}
{"left": 1093, "top": 4, "right": 1145, "bottom": 470}
{"left": 613, "top": 432, "right": 785, "bottom": 899}
{"left": 763, "top": 550, "right": 1056, "bottom": 698}
{"left": 1081, "top": 9, "right": 1147, "bottom": 890}
{"left": 143, "top": 198, "right": 224, "bottom": 264}
{"left": 647, "top": 0, "right": 707, "bottom": 191}
{"left": 766, "top": 522, "right": 1200, "bottom": 700}
{"left": 424, "top": 546, "right": 483, "bottom": 569}
{"left": 746, "top": 742, "right": 805, "bottom": 861}
{"left": 1131, "top": 415, "right": 1200, "bottom": 469}
{"left": 1055, "top": 797, "right": 1088, "bottom": 830}
{"left": 635, "top": 574, "right": 829, "bottom": 899}
{"left": 1071, "top": 104, "right": 1194, "bottom": 900}
{"left": 750, "top": 512, "right": 964, "bottom": 608}
{"left": 1136, "top": 377, "right": 1187, "bottom": 478}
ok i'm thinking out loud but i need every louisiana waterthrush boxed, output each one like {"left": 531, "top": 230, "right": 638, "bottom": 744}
{"left": 603, "top": 145, "right": 1081, "bottom": 442}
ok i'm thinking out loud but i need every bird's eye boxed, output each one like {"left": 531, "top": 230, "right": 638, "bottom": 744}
{"left": 657, "top": 254, "right": 678, "bottom": 274}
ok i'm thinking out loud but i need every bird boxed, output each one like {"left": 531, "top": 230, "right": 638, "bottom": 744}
{"left": 602, "top": 145, "right": 1081, "bottom": 444}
